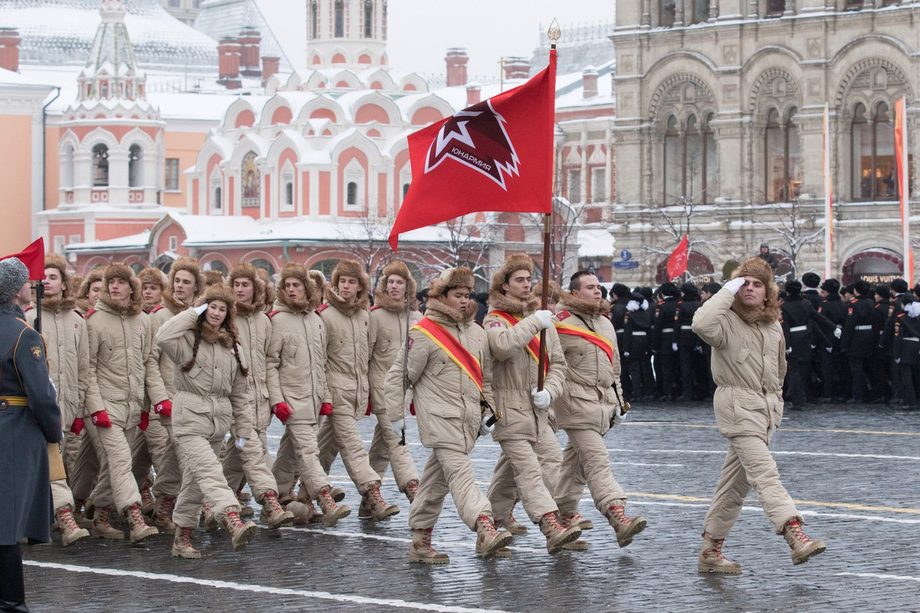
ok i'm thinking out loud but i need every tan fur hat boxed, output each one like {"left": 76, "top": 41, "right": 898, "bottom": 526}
{"left": 308, "top": 269, "right": 327, "bottom": 294}
{"left": 77, "top": 268, "right": 104, "bottom": 300}
{"left": 137, "top": 266, "right": 167, "bottom": 289}
{"left": 490, "top": 253, "right": 534, "bottom": 295}
{"left": 734, "top": 257, "right": 775, "bottom": 287}
{"left": 102, "top": 262, "right": 141, "bottom": 304}
{"left": 428, "top": 266, "right": 475, "bottom": 298}
{"left": 277, "top": 262, "right": 317, "bottom": 299}
{"left": 379, "top": 260, "right": 417, "bottom": 298}
{"left": 196, "top": 282, "right": 237, "bottom": 321}
{"left": 203, "top": 269, "right": 225, "bottom": 288}
{"left": 168, "top": 257, "right": 205, "bottom": 297}
{"left": 331, "top": 259, "right": 369, "bottom": 296}
{"left": 228, "top": 262, "right": 266, "bottom": 308}
{"left": 44, "top": 253, "right": 72, "bottom": 296}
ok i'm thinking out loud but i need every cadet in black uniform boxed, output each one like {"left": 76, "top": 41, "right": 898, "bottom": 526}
{"left": 652, "top": 282, "right": 680, "bottom": 400}
{"left": 623, "top": 290, "right": 654, "bottom": 401}
{"left": 676, "top": 282, "right": 703, "bottom": 401}
{"left": 870, "top": 285, "right": 895, "bottom": 402}
{"left": 840, "top": 280, "right": 877, "bottom": 403}
{"left": 893, "top": 298, "right": 920, "bottom": 406}
{"left": 817, "top": 279, "right": 848, "bottom": 402}
{"left": 610, "top": 283, "right": 632, "bottom": 400}
{"left": 881, "top": 279, "right": 911, "bottom": 404}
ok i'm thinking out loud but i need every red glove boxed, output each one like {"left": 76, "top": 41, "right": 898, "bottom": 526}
{"left": 272, "top": 402, "right": 292, "bottom": 423}
{"left": 139, "top": 411, "right": 150, "bottom": 432}
{"left": 409, "top": 402, "right": 416, "bottom": 416}
{"left": 91, "top": 410, "right": 112, "bottom": 429}
{"left": 69, "top": 418, "right": 85, "bottom": 436}
{"left": 365, "top": 401, "right": 373, "bottom": 416}
{"left": 153, "top": 399, "right": 173, "bottom": 418}
{"left": 320, "top": 402, "right": 333, "bottom": 416}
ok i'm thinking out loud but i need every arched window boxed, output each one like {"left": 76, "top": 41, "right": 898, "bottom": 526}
{"left": 343, "top": 159, "right": 365, "bottom": 211}
{"left": 852, "top": 102, "right": 897, "bottom": 201}
{"left": 210, "top": 169, "right": 222, "bottom": 213}
{"left": 767, "top": 0, "right": 786, "bottom": 16}
{"left": 364, "top": 0, "right": 374, "bottom": 38}
{"left": 334, "top": 0, "right": 345, "bottom": 38}
{"left": 92, "top": 144, "right": 109, "bottom": 187}
{"left": 281, "top": 162, "right": 295, "bottom": 213}
{"left": 663, "top": 114, "right": 716, "bottom": 204}
{"left": 310, "top": 1, "right": 319, "bottom": 39}
{"left": 251, "top": 258, "right": 275, "bottom": 278}
{"left": 61, "top": 145, "right": 74, "bottom": 189}
{"left": 764, "top": 108, "right": 802, "bottom": 202}
{"left": 204, "top": 260, "right": 228, "bottom": 275}
{"left": 689, "top": 0, "right": 709, "bottom": 24}
{"left": 241, "top": 151, "right": 261, "bottom": 208}
{"left": 347, "top": 181, "right": 358, "bottom": 205}
{"left": 659, "top": 0, "right": 675, "bottom": 26}
{"left": 128, "top": 144, "right": 142, "bottom": 187}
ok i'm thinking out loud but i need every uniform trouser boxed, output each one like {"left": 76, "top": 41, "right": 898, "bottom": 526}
{"left": 51, "top": 434, "right": 76, "bottom": 512}
{"left": 409, "top": 447, "right": 491, "bottom": 531}
{"left": 678, "top": 347, "right": 697, "bottom": 399}
{"left": 129, "top": 428, "right": 153, "bottom": 491}
{"left": 787, "top": 358, "right": 811, "bottom": 405}
{"left": 849, "top": 356, "right": 869, "bottom": 401}
{"left": 172, "top": 433, "right": 239, "bottom": 529}
{"left": 0, "top": 544, "right": 24, "bottom": 606}
{"left": 489, "top": 425, "right": 563, "bottom": 521}
{"left": 367, "top": 409, "right": 419, "bottom": 491}
{"left": 271, "top": 427, "right": 300, "bottom": 497}
{"left": 487, "top": 439, "right": 557, "bottom": 524}
{"left": 222, "top": 427, "right": 278, "bottom": 501}
{"left": 281, "top": 423, "right": 331, "bottom": 499}
{"left": 899, "top": 363, "right": 920, "bottom": 405}
{"left": 90, "top": 425, "right": 143, "bottom": 513}
{"left": 889, "top": 356, "right": 901, "bottom": 401}
{"left": 820, "top": 350, "right": 845, "bottom": 399}
{"left": 144, "top": 418, "right": 181, "bottom": 499}
{"left": 554, "top": 428, "right": 626, "bottom": 517}
{"left": 867, "top": 351, "right": 890, "bottom": 401}
{"left": 317, "top": 413, "right": 380, "bottom": 494}
{"left": 627, "top": 353, "right": 654, "bottom": 400}
{"left": 657, "top": 348, "right": 678, "bottom": 399}
{"left": 70, "top": 425, "right": 101, "bottom": 503}
{"left": 703, "top": 434, "right": 800, "bottom": 538}
{"left": 62, "top": 430, "right": 83, "bottom": 482}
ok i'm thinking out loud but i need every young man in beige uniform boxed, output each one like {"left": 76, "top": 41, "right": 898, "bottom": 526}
{"left": 483, "top": 254, "right": 581, "bottom": 554}
{"left": 692, "top": 257, "right": 826, "bottom": 573}
{"left": 26, "top": 254, "right": 90, "bottom": 546}
{"left": 316, "top": 260, "right": 398, "bottom": 521}
{"left": 552, "top": 271, "right": 646, "bottom": 548}
{"left": 385, "top": 267, "right": 512, "bottom": 564}
{"left": 366, "top": 260, "right": 421, "bottom": 505}
{"left": 83, "top": 263, "right": 161, "bottom": 543}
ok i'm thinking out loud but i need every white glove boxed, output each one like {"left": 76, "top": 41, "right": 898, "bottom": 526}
{"left": 531, "top": 388, "right": 551, "bottom": 410}
{"left": 234, "top": 437, "right": 247, "bottom": 451}
{"left": 391, "top": 418, "right": 405, "bottom": 435}
{"left": 194, "top": 303, "right": 209, "bottom": 315}
{"left": 907, "top": 302, "right": 920, "bottom": 318}
{"left": 833, "top": 326, "right": 842, "bottom": 339}
{"left": 479, "top": 414, "right": 494, "bottom": 437}
{"left": 896, "top": 357, "right": 901, "bottom": 364}
{"left": 672, "top": 342, "right": 678, "bottom": 352}
{"left": 623, "top": 351, "right": 630, "bottom": 358}
{"left": 626, "top": 300, "right": 640, "bottom": 312}
{"left": 785, "top": 347, "right": 792, "bottom": 355}
{"left": 612, "top": 404, "right": 628, "bottom": 426}
{"left": 641, "top": 300, "right": 649, "bottom": 311}
{"left": 826, "top": 346, "right": 833, "bottom": 353}
{"left": 534, "top": 310, "right": 554, "bottom": 330}
{"left": 724, "top": 277, "right": 746, "bottom": 295}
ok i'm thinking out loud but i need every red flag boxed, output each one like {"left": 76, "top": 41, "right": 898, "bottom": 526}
{"left": 2, "top": 237, "right": 45, "bottom": 281}
{"left": 667, "top": 234, "right": 689, "bottom": 280}
{"left": 389, "top": 49, "right": 557, "bottom": 250}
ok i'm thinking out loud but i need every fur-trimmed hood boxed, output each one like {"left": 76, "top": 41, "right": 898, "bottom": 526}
{"left": 428, "top": 266, "right": 475, "bottom": 299}
{"left": 229, "top": 262, "right": 266, "bottom": 315}
{"left": 163, "top": 257, "right": 205, "bottom": 314}
{"left": 276, "top": 263, "right": 319, "bottom": 313}
{"left": 488, "top": 290, "right": 539, "bottom": 315}
{"left": 731, "top": 257, "right": 780, "bottom": 325}
{"left": 324, "top": 285, "right": 369, "bottom": 315}
{"left": 42, "top": 253, "right": 75, "bottom": 312}
{"left": 425, "top": 294, "right": 475, "bottom": 325}
{"left": 97, "top": 262, "right": 142, "bottom": 315}
{"left": 331, "top": 259, "right": 369, "bottom": 296}
{"left": 558, "top": 291, "right": 611, "bottom": 318}
{"left": 374, "top": 260, "right": 418, "bottom": 312}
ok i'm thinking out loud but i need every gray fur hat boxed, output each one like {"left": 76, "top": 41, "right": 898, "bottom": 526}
{"left": 0, "top": 257, "right": 28, "bottom": 304}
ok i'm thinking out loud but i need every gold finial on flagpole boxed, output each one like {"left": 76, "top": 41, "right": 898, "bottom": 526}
{"left": 547, "top": 19, "right": 562, "bottom": 45}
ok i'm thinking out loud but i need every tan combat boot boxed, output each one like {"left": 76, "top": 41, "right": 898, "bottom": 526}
{"left": 260, "top": 491, "right": 295, "bottom": 528}
{"left": 605, "top": 503, "right": 647, "bottom": 548}
{"left": 409, "top": 528, "right": 449, "bottom": 564}
{"left": 475, "top": 514, "right": 513, "bottom": 558}
{"left": 316, "top": 486, "right": 352, "bottom": 527}
{"left": 171, "top": 526, "right": 201, "bottom": 559}
{"left": 404, "top": 479, "right": 419, "bottom": 503}
{"left": 92, "top": 506, "right": 124, "bottom": 540}
{"left": 782, "top": 518, "right": 826, "bottom": 565}
{"left": 361, "top": 483, "right": 400, "bottom": 521}
{"left": 286, "top": 501, "right": 312, "bottom": 526}
{"left": 495, "top": 511, "right": 528, "bottom": 536}
{"left": 152, "top": 495, "right": 176, "bottom": 534}
{"left": 55, "top": 506, "right": 90, "bottom": 547}
{"left": 540, "top": 512, "right": 582, "bottom": 554}
{"left": 140, "top": 481, "right": 155, "bottom": 518}
{"left": 330, "top": 486, "right": 346, "bottom": 502}
{"left": 201, "top": 503, "right": 220, "bottom": 531}
{"left": 561, "top": 511, "right": 594, "bottom": 531}
{"left": 125, "top": 503, "right": 159, "bottom": 544}
{"left": 73, "top": 499, "right": 93, "bottom": 530}
{"left": 237, "top": 489, "right": 255, "bottom": 519}
{"left": 223, "top": 507, "right": 257, "bottom": 550}
{"left": 698, "top": 532, "right": 742, "bottom": 574}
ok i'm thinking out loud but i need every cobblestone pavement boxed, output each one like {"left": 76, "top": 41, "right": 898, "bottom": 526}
{"left": 21, "top": 402, "right": 920, "bottom": 612}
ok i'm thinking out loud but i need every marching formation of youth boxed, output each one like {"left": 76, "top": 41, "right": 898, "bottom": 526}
{"left": 2, "top": 250, "right": 848, "bottom": 608}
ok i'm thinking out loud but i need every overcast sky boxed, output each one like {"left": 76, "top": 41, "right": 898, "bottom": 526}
{"left": 386, "top": 0, "right": 614, "bottom": 78}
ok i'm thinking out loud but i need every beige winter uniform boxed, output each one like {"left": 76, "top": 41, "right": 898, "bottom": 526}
{"left": 551, "top": 293, "right": 629, "bottom": 517}
{"left": 483, "top": 289, "right": 567, "bottom": 523}
{"left": 156, "top": 307, "right": 253, "bottom": 528}
{"left": 266, "top": 289, "right": 333, "bottom": 499}
{"left": 692, "top": 283, "right": 801, "bottom": 537}
{"left": 316, "top": 284, "right": 380, "bottom": 493}
{"left": 367, "top": 286, "right": 421, "bottom": 491}
{"left": 385, "top": 298, "right": 495, "bottom": 531}
{"left": 84, "top": 279, "right": 164, "bottom": 513}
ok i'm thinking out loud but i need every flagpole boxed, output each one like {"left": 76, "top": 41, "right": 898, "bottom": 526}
{"left": 896, "top": 97, "right": 912, "bottom": 282}
{"left": 823, "top": 103, "right": 833, "bottom": 280}
{"left": 537, "top": 21, "right": 560, "bottom": 392}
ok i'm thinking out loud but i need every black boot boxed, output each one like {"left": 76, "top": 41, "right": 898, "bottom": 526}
{"left": 0, "top": 544, "right": 28, "bottom": 612}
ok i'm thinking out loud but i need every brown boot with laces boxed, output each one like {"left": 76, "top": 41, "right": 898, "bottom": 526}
{"left": 409, "top": 528, "right": 450, "bottom": 564}
{"left": 475, "top": 514, "right": 513, "bottom": 558}
{"left": 782, "top": 518, "right": 826, "bottom": 565}
{"left": 495, "top": 512, "right": 528, "bottom": 535}
{"left": 560, "top": 511, "right": 594, "bottom": 531}
{"left": 152, "top": 494, "right": 176, "bottom": 534}
{"left": 140, "top": 481, "right": 155, "bottom": 517}
{"left": 698, "top": 532, "right": 742, "bottom": 574}
{"left": 171, "top": 526, "right": 201, "bottom": 559}
{"left": 56, "top": 506, "right": 90, "bottom": 547}
{"left": 125, "top": 503, "right": 159, "bottom": 544}
{"left": 540, "top": 511, "right": 582, "bottom": 554}
{"left": 92, "top": 505, "right": 124, "bottom": 540}
{"left": 362, "top": 483, "right": 399, "bottom": 521}
{"left": 223, "top": 507, "right": 257, "bottom": 550}
{"left": 260, "top": 491, "right": 294, "bottom": 528}
{"left": 316, "top": 486, "right": 351, "bottom": 527}
{"left": 605, "top": 503, "right": 647, "bottom": 548}
{"left": 404, "top": 479, "right": 419, "bottom": 503}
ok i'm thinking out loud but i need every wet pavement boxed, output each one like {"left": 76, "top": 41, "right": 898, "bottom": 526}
{"left": 21, "top": 402, "right": 920, "bottom": 612}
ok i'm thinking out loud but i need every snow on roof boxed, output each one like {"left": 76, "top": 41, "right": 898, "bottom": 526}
{"left": 193, "top": 0, "right": 296, "bottom": 73}
{"left": 149, "top": 91, "right": 240, "bottom": 121}
{"left": 0, "top": 67, "right": 57, "bottom": 90}
{"left": 3, "top": 1, "right": 218, "bottom": 72}
{"left": 578, "top": 227, "right": 616, "bottom": 258}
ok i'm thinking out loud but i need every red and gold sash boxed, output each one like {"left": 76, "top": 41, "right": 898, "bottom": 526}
{"left": 554, "top": 320, "right": 614, "bottom": 365}
{"left": 490, "top": 310, "right": 549, "bottom": 376}
{"left": 413, "top": 317, "right": 483, "bottom": 392}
